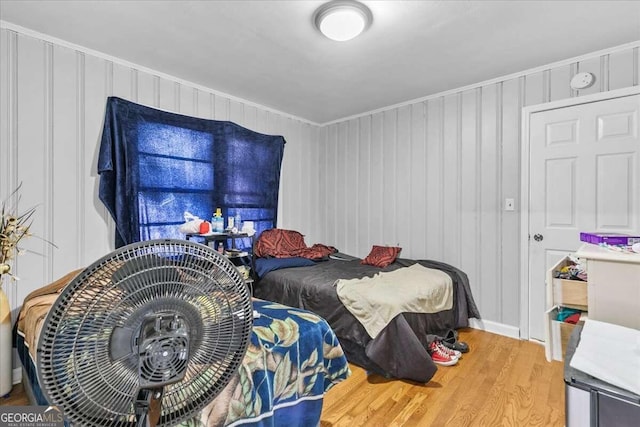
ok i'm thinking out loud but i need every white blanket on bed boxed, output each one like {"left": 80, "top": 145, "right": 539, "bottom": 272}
{"left": 335, "top": 263, "right": 453, "bottom": 338}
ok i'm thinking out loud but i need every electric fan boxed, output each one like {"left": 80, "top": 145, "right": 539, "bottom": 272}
{"left": 37, "top": 239, "right": 253, "bottom": 427}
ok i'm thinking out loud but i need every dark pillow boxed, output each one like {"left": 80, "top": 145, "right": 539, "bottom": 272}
{"left": 361, "top": 245, "right": 402, "bottom": 268}
{"left": 255, "top": 257, "right": 316, "bottom": 278}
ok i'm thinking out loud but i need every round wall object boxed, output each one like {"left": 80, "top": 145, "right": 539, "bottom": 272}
{"left": 570, "top": 72, "right": 595, "bottom": 90}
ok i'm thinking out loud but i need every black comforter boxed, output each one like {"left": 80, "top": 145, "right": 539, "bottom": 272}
{"left": 253, "top": 256, "right": 481, "bottom": 383}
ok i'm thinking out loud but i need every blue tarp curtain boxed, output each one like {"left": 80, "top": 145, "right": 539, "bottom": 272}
{"left": 98, "top": 97, "right": 285, "bottom": 248}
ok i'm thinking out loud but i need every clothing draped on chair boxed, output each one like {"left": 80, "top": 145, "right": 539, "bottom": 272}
{"left": 98, "top": 96, "right": 285, "bottom": 247}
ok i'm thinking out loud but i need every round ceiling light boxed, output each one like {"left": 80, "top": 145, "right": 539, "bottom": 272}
{"left": 314, "top": 0, "right": 373, "bottom": 42}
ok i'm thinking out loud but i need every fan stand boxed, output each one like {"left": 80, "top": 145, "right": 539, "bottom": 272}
{"left": 135, "top": 388, "right": 164, "bottom": 427}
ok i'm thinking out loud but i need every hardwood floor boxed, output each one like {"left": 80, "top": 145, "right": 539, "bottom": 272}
{"left": 320, "top": 328, "right": 566, "bottom": 427}
{"left": 1, "top": 382, "right": 29, "bottom": 406}
{"left": 2, "top": 329, "right": 566, "bottom": 426}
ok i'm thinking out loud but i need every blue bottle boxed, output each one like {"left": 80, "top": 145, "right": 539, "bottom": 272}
{"left": 234, "top": 212, "right": 242, "bottom": 233}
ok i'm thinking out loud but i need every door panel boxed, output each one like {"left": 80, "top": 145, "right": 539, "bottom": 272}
{"left": 528, "top": 93, "right": 640, "bottom": 341}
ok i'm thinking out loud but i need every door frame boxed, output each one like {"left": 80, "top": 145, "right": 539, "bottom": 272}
{"left": 519, "top": 85, "right": 640, "bottom": 340}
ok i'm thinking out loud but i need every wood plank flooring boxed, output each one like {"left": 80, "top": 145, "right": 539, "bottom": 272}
{"left": 1, "top": 329, "right": 566, "bottom": 427}
{"left": 320, "top": 328, "right": 565, "bottom": 427}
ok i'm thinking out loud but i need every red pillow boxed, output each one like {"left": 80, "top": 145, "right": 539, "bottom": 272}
{"left": 254, "top": 228, "right": 307, "bottom": 258}
{"left": 361, "top": 245, "right": 402, "bottom": 268}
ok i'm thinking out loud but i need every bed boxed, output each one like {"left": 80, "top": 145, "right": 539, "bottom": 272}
{"left": 252, "top": 232, "right": 480, "bottom": 383}
{"left": 15, "top": 269, "right": 350, "bottom": 427}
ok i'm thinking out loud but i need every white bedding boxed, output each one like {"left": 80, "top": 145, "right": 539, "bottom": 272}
{"left": 335, "top": 263, "right": 453, "bottom": 338}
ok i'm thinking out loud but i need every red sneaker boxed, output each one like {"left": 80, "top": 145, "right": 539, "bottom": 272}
{"left": 428, "top": 341, "right": 458, "bottom": 366}
{"left": 436, "top": 341, "right": 461, "bottom": 360}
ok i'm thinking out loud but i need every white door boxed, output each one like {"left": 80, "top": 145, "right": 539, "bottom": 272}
{"left": 528, "top": 93, "right": 640, "bottom": 341}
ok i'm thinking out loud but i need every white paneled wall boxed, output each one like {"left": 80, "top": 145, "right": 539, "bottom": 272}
{"left": 0, "top": 27, "right": 321, "bottom": 322}
{"left": 319, "top": 43, "right": 640, "bottom": 329}
{"left": 1, "top": 22, "right": 639, "bottom": 338}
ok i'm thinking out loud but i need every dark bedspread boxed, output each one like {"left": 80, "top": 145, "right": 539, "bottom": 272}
{"left": 254, "top": 256, "right": 480, "bottom": 383}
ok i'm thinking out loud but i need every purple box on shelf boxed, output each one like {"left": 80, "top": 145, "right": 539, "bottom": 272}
{"left": 579, "top": 232, "right": 640, "bottom": 246}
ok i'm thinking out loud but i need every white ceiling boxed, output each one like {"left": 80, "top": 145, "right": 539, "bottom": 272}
{"left": 1, "top": 1, "right": 639, "bottom": 124}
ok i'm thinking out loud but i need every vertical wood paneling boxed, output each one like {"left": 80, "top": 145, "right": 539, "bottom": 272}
{"left": 158, "top": 79, "right": 176, "bottom": 111}
{"left": 524, "top": 71, "right": 545, "bottom": 107}
{"left": 635, "top": 47, "right": 639, "bottom": 85}
{"left": 229, "top": 99, "right": 243, "bottom": 124}
{"left": 500, "top": 78, "right": 522, "bottom": 326}
{"left": 179, "top": 85, "right": 195, "bottom": 117}
{"left": 287, "top": 119, "right": 303, "bottom": 233}
{"left": 317, "top": 43, "right": 639, "bottom": 330}
{"left": 396, "top": 106, "right": 411, "bottom": 251}
{"left": 44, "top": 43, "right": 54, "bottom": 282}
{"left": 112, "top": 63, "right": 133, "bottom": 100}
{"left": 345, "top": 119, "right": 359, "bottom": 255}
{"left": 479, "top": 84, "right": 500, "bottom": 321}
{"left": 299, "top": 123, "right": 313, "bottom": 241}
{"left": 335, "top": 122, "right": 347, "bottom": 251}
{"left": 357, "top": 116, "right": 371, "bottom": 255}
{"left": 51, "top": 44, "right": 79, "bottom": 278}
{"left": 75, "top": 51, "right": 85, "bottom": 267}
{"left": 460, "top": 89, "right": 479, "bottom": 301}
{"left": 549, "top": 64, "right": 572, "bottom": 101}
{"left": 0, "top": 30, "right": 11, "bottom": 197}
{"left": 243, "top": 105, "right": 257, "bottom": 131}
{"left": 442, "top": 95, "right": 459, "bottom": 266}
{"left": 601, "top": 55, "right": 610, "bottom": 92}
{"left": 83, "top": 55, "right": 111, "bottom": 264}
{"left": 369, "top": 113, "right": 383, "bottom": 246}
{"left": 325, "top": 125, "right": 338, "bottom": 246}
{"left": 137, "top": 71, "right": 156, "bottom": 107}
{"left": 256, "top": 108, "right": 268, "bottom": 133}
{"left": 311, "top": 127, "right": 322, "bottom": 243}
{"left": 274, "top": 113, "right": 288, "bottom": 227}
{"left": 196, "top": 90, "right": 213, "bottom": 119}
{"left": 609, "top": 49, "right": 636, "bottom": 90}
{"left": 305, "top": 125, "right": 321, "bottom": 245}
{"left": 425, "top": 99, "right": 443, "bottom": 259}
{"left": 317, "top": 126, "right": 328, "bottom": 244}
{"left": 2, "top": 25, "right": 638, "bottom": 335}
{"left": 409, "top": 103, "right": 427, "bottom": 258}
{"left": 0, "top": 29, "right": 18, "bottom": 313}
{"left": 16, "top": 34, "right": 47, "bottom": 309}
{"left": 0, "top": 30, "right": 9, "bottom": 195}
{"left": 0, "top": 28, "right": 319, "bottom": 324}
{"left": 382, "top": 110, "right": 397, "bottom": 246}
{"left": 214, "top": 95, "right": 229, "bottom": 120}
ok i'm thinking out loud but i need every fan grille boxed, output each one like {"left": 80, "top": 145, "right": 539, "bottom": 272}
{"left": 37, "top": 239, "right": 253, "bottom": 426}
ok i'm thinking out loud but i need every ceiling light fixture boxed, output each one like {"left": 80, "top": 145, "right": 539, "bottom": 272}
{"left": 313, "top": 0, "right": 373, "bottom": 42}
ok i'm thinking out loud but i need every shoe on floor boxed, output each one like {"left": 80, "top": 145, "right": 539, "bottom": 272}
{"left": 442, "top": 329, "right": 470, "bottom": 353}
{"left": 436, "top": 341, "right": 462, "bottom": 359}
{"left": 442, "top": 338, "right": 469, "bottom": 353}
{"left": 428, "top": 341, "right": 458, "bottom": 366}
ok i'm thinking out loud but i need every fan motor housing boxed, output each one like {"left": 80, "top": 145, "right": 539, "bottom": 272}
{"left": 138, "top": 313, "right": 190, "bottom": 388}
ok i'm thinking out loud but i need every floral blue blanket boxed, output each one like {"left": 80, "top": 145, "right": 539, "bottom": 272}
{"left": 197, "top": 299, "right": 350, "bottom": 426}
{"left": 16, "top": 296, "right": 350, "bottom": 427}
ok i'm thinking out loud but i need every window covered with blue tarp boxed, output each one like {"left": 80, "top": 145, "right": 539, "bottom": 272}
{"left": 98, "top": 97, "right": 285, "bottom": 248}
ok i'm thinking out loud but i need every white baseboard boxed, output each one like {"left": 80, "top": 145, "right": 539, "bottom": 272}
{"left": 13, "top": 367, "right": 22, "bottom": 385}
{"left": 468, "top": 318, "right": 520, "bottom": 339}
